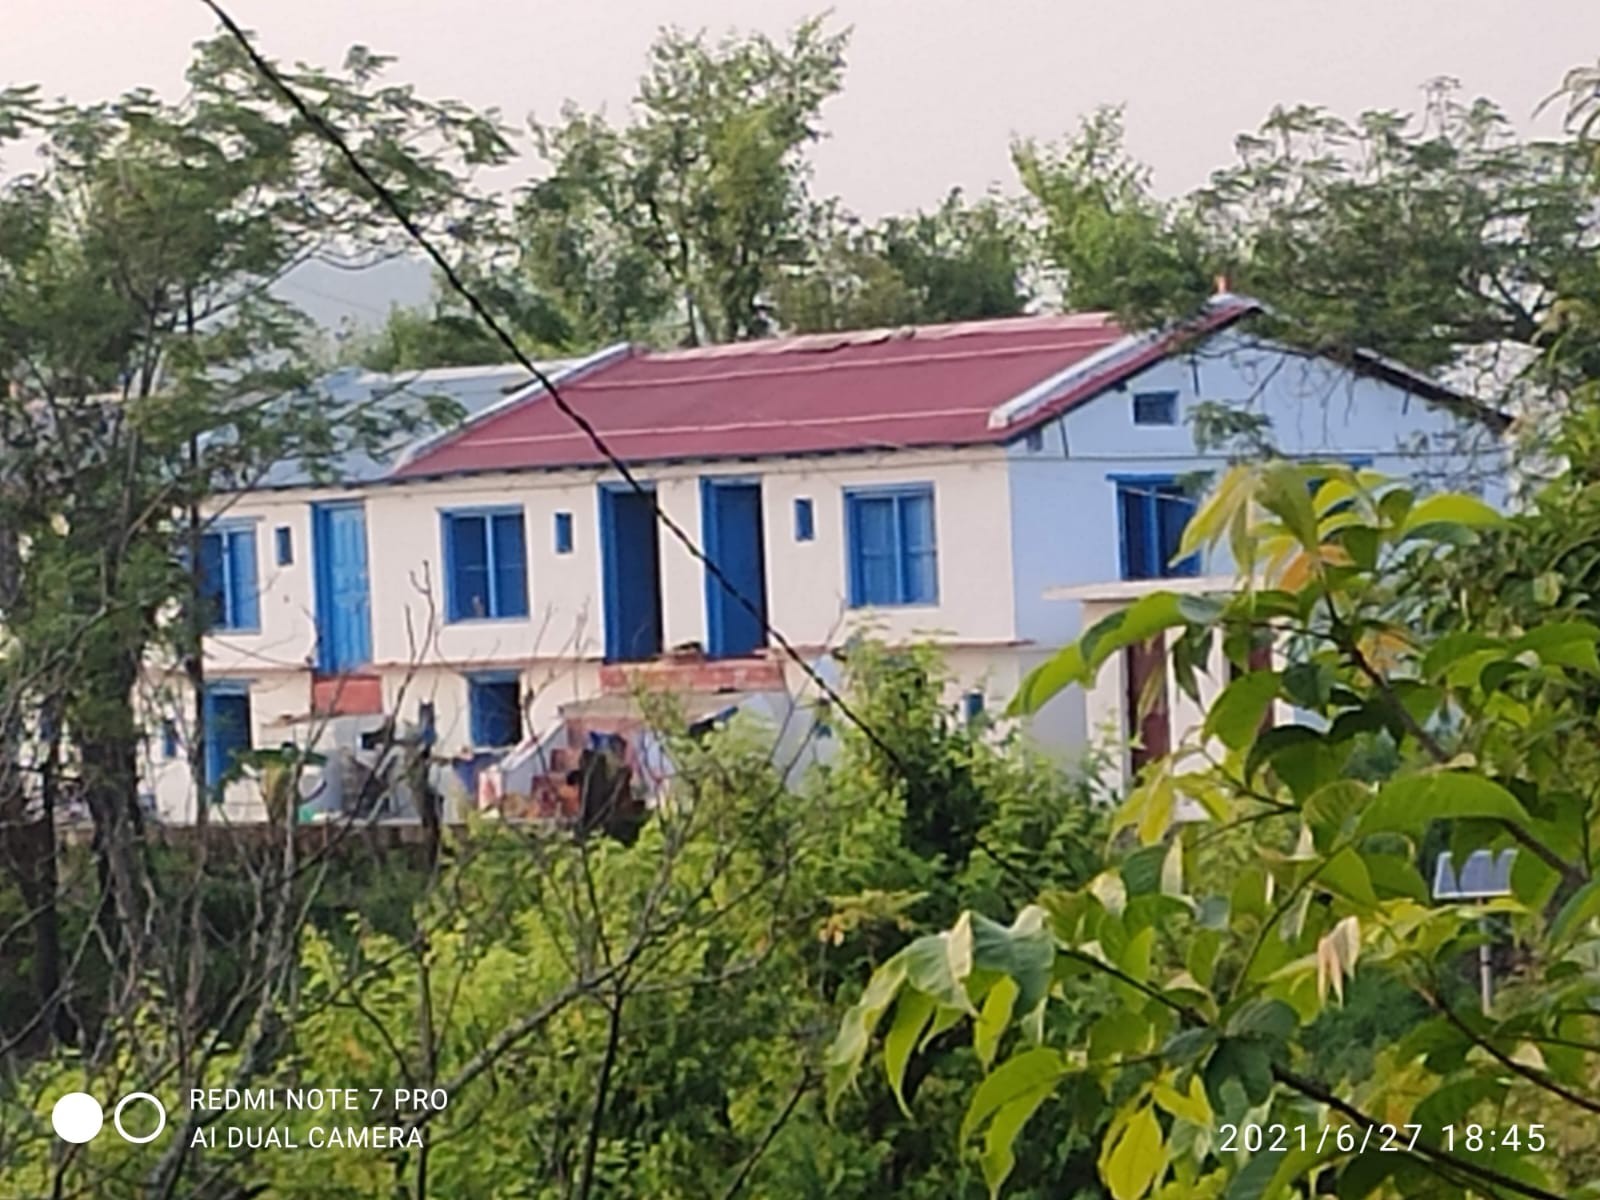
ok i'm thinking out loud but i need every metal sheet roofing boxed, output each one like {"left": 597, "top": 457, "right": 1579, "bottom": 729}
{"left": 246, "top": 361, "right": 578, "bottom": 489}
{"left": 393, "top": 301, "right": 1260, "bottom": 479}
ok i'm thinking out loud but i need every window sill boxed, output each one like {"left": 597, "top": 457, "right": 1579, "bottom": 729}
{"left": 846, "top": 601, "right": 942, "bottom": 612}
{"left": 444, "top": 615, "right": 531, "bottom": 627}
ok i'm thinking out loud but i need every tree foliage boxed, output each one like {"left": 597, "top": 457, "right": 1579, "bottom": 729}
{"left": 831, "top": 460, "right": 1600, "bottom": 1199}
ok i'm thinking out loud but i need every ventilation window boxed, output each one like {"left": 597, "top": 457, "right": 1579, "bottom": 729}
{"left": 1133, "top": 391, "right": 1179, "bottom": 426}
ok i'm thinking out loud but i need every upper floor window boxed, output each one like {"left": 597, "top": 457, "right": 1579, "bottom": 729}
{"left": 1117, "top": 479, "right": 1200, "bottom": 580}
{"left": 845, "top": 485, "right": 938, "bottom": 607}
{"left": 442, "top": 508, "right": 529, "bottom": 622}
{"left": 199, "top": 523, "right": 260, "bottom": 632}
{"left": 1132, "top": 391, "right": 1179, "bottom": 427}
{"left": 554, "top": 511, "right": 574, "bottom": 555}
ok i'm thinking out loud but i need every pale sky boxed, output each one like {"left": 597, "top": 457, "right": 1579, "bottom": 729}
{"left": 6, "top": 0, "right": 1599, "bottom": 326}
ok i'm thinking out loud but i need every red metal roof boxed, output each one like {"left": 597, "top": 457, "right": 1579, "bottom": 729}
{"left": 393, "top": 302, "right": 1258, "bottom": 479}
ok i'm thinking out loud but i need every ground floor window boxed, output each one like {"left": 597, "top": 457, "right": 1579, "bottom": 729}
{"left": 468, "top": 673, "right": 523, "bottom": 748}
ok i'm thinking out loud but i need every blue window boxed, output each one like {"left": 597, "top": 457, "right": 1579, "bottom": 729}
{"left": 467, "top": 674, "right": 522, "bottom": 747}
{"left": 161, "top": 718, "right": 180, "bottom": 760}
{"left": 962, "top": 690, "right": 986, "bottom": 724}
{"left": 845, "top": 485, "right": 938, "bottom": 607}
{"left": 794, "top": 498, "right": 815, "bottom": 542}
{"left": 554, "top": 511, "right": 574, "bottom": 555}
{"left": 1117, "top": 478, "right": 1200, "bottom": 580}
{"left": 1024, "top": 428, "right": 1044, "bottom": 453}
{"left": 199, "top": 524, "right": 260, "bottom": 632}
{"left": 442, "top": 508, "right": 529, "bottom": 622}
{"left": 275, "top": 526, "right": 293, "bottom": 566}
{"left": 417, "top": 701, "right": 437, "bottom": 750}
{"left": 1133, "top": 391, "right": 1179, "bottom": 426}
{"left": 202, "top": 684, "right": 252, "bottom": 797}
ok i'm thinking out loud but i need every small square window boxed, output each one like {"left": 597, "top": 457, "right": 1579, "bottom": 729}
{"left": 275, "top": 526, "right": 293, "bottom": 566}
{"left": 1133, "top": 391, "right": 1178, "bottom": 426}
{"left": 161, "top": 718, "right": 180, "bottom": 759}
{"left": 554, "top": 511, "right": 574, "bottom": 555}
{"left": 468, "top": 675, "right": 522, "bottom": 748}
{"left": 1024, "top": 428, "right": 1044, "bottom": 453}
{"left": 794, "top": 498, "right": 815, "bottom": 542}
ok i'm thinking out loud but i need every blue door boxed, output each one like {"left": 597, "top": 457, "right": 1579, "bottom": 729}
{"left": 599, "top": 486, "right": 664, "bottom": 663}
{"left": 701, "top": 479, "right": 768, "bottom": 659}
{"left": 312, "top": 502, "right": 373, "bottom": 672}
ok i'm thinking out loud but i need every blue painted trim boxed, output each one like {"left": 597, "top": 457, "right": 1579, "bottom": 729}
{"left": 202, "top": 523, "right": 262, "bottom": 634}
{"left": 842, "top": 483, "right": 938, "bottom": 608}
{"left": 597, "top": 482, "right": 656, "bottom": 662}
{"left": 439, "top": 505, "right": 527, "bottom": 623}
{"left": 700, "top": 478, "right": 724, "bottom": 659}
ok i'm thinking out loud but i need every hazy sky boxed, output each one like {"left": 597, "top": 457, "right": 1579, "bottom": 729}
{"left": 6, "top": 0, "right": 1599, "bottom": 325}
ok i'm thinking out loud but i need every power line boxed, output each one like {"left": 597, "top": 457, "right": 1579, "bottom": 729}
{"left": 199, "top": 3, "right": 1045, "bottom": 890}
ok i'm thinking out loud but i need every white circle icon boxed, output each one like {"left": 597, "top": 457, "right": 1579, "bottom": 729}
{"left": 51, "top": 1093, "right": 104, "bottom": 1143}
{"left": 113, "top": 1093, "right": 167, "bottom": 1144}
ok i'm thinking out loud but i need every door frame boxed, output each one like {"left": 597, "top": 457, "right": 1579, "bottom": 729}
{"left": 699, "top": 477, "right": 769, "bottom": 659}
{"left": 312, "top": 500, "right": 373, "bottom": 673}
{"left": 598, "top": 482, "right": 663, "bottom": 663}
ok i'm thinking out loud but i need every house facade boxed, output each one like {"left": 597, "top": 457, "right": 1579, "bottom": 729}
{"left": 144, "top": 296, "right": 1506, "bottom": 822}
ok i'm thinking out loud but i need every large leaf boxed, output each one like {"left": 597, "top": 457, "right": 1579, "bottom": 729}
{"left": 1011, "top": 592, "right": 1199, "bottom": 716}
{"left": 960, "top": 1046, "right": 1068, "bottom": 1148}
{"left": 1102, "top": 1103, "right": 1166, "bottom": 1200}
{"left": 904, "top": 914, "right": 977, "bottom": 1013}
{"left": 970, "top": 906, "right": 1055, "bottom": 1015}
{"left": 1204, "top": 670, "right": 1281, "bottom": 751}
{"left": 1358, "top": 772, "right": 1532, "bottom": 836}
{"left": 825, "top": 953, "right": 908, "bottom": 1113}
{"left": 883, "top": 990, "right": 935, "bottom": 1115}
{"left": 1401, "top": 492, "right": 1503, "bottom": 536}
{"left": 1551, "top": 875, "right": 1600, "bottom": 947}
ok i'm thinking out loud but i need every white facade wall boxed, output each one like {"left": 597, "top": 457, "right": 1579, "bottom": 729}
{"left": 154, "top": 333, "right": 1504, "bottom": 821}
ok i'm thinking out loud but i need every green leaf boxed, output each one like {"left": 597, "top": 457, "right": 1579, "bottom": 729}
{"left": 1152, "top": 1075, "right": 1212, "bottom": 1126}
{"left": 1358, "top": 772, "right": 1532, "bottom": 836}
{"left": 960, "top": 1047, "right": 1067, "bottom": 1148}
{"left": 970, "top": 906, "right": 1055, "bottom": 1014}
{"left": 1318, "top": 848, "right": 1379, "bottom": 909}
{"left": 825, "top": 953, "right": 908, "bottom": 1114}
{"left": 1103, "top": 1103, "right": 1166, "bottom": 1200}
{"left": 1009, "top": 642, "right": 1087, "bottom": 716}
{"left": 1204, "top": 670, "right": 1280, "bottom": 751}
{"left": 1223, "top": 1148, "right": 1287, "bottom": 1200}
{"left": 1258, "top": 462, "right": 1320, "bottom": 548}
{"left": 981, "top": 1080, "right": 1061, "bottom": 1199}
{"left": 883, "top": 990, "right": 934, "bottom": 1116}
{"left": 974, "top": 975, "right": 1018, "bottom": 1071}
{"left": 1551, "top": 876, "right": 1600, "bottom": 947}
{"left": 903, "top": 915, "right": 977, "bottom": 1013}
{"left": 1401, "top": 492, "right": 1503, "bottom": 535}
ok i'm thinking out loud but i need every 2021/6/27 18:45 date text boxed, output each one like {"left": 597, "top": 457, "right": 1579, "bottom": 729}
{"left": 1217, "top": 1123, "right": 1549, "bottom": 1155}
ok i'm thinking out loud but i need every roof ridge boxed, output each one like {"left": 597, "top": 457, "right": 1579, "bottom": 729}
{"left": 642, "top": 311, "right": 1121, "bottom": 362}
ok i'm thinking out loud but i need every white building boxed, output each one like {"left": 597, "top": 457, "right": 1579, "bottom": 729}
{"left": 146, "top": 297, "right": 1506, "bottom": 822}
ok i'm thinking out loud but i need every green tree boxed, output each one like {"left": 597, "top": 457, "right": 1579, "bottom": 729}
{"left": 772, "top": 191, "right": 1032, "bottom": 333}
{"left": 0, "top": 25, "right": 510, "bottom": 1112}
{"left": 830, "top": 460, "right": 1600, "bottom": 1199}
{"left": 1017, "top": 84, "right": 1600, "bottom": 406}
{"left": 518, "top": 18, "right": 850, "bottom": 347}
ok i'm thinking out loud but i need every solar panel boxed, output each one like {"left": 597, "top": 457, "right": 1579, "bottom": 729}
{"left": 1432, "top": 849, "right": 1516, "bottom": 900}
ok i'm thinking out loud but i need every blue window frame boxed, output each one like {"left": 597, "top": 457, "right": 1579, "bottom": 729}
{"left": 554, "top": 511, "right": 574, "bottom": 555}
{"left": 274, "top": 526, "right": 293, "bottom": 566}
{"left": 1116, "top": 477, "right": 1200, "bottom": 580}
{"left": 441, "top": 508, "right": 529, "bottom": 622}
{"left": 199, "top": 523, "right": 260, "bottom": 632}
{"left": 845, "top": 485, "right": 938, "bottom": 607}
{"left": 467, "top": 673, "right": 522, "bottom": 747}
{"left": 202, "top": 683, "right": 252, "bottom": 797}
{"left": 793, "top": 497, "right": 815, "bottom": 542}
{"left": 1133, "top": 391, "right": 1179, "bottom": 426}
